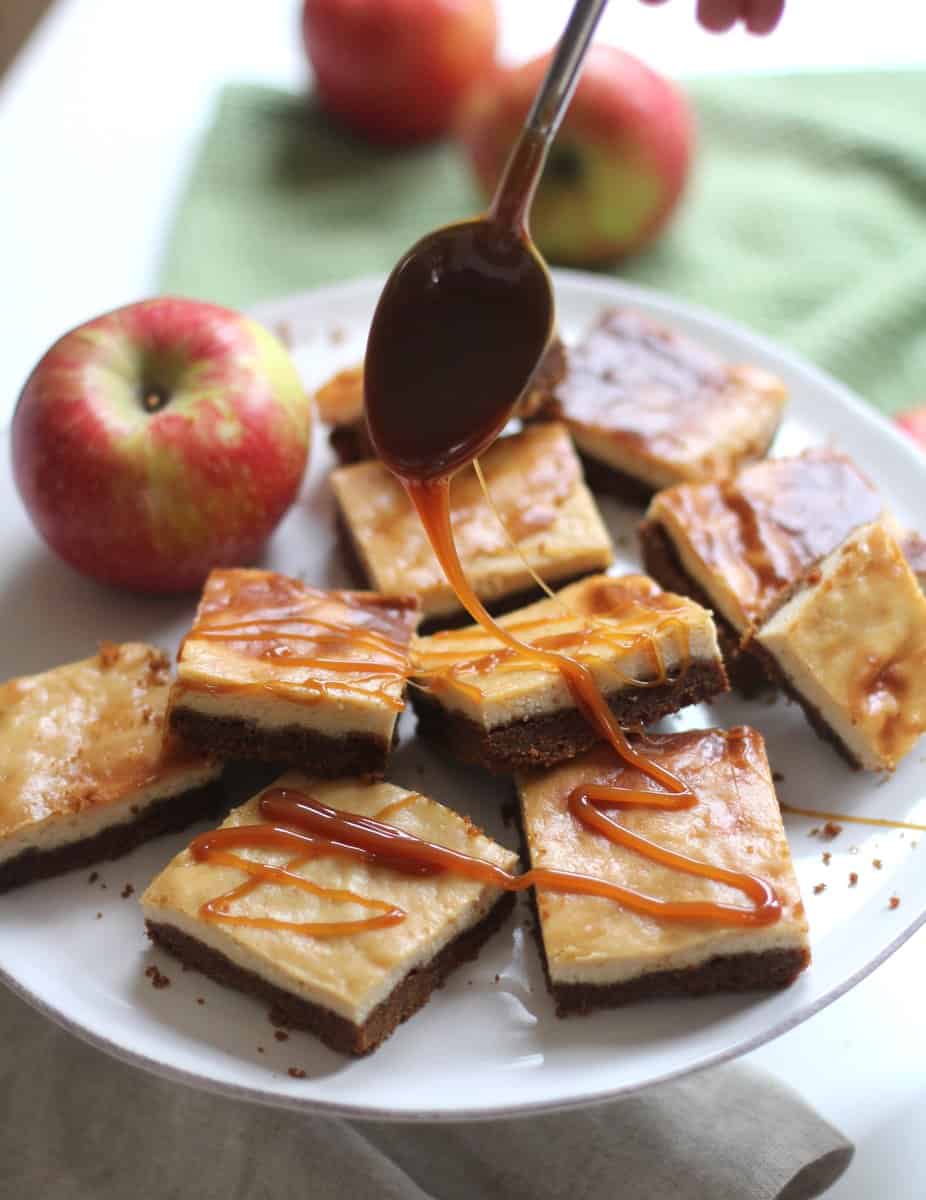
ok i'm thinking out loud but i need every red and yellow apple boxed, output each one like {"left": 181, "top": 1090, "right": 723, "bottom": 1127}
{"left": 459, "top": 45, "right": 694, "bottom": 265}
{"left": 302, "top": 0, "right": 498, "bottom": 144}
{"left": 896, "top": 407, "right": 926, "bottom": 453}
{"left": 12, "top": 298, "right": 312, "bottom": 593}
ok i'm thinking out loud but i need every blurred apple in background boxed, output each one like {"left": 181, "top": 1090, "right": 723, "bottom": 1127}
{"left": 896, "top": 407, "right": 926, "bottom": 453}
{"left": 12, "top": 299, "right": 312, "bottom": 593}
{"left": 459, "top": 45, "right": 693, "bottom": 265}
{"left": 303, "top": 0, "right": 498, "bottom": 144}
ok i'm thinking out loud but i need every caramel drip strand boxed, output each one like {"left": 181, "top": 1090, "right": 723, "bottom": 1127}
{"left": 781, "top": 803, "right": 926, "bottom": 833}
{"left": 192, "top": 777, "right": 781, "bottom": 937}
{"left": 407, "top": 479, "right": 688, "bottom": 794}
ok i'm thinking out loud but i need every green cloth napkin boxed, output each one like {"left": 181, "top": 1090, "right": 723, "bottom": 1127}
{"left": 160, "top": 71, "right": 926, "bottom": 415}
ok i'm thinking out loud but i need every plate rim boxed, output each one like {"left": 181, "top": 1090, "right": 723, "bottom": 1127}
{"left": 3, "top": 267, "right": 925, "bottom": 1122}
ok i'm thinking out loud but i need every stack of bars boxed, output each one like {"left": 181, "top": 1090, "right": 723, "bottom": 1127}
{"left": 9, "top": 305, "right": 926, "bottom": 1059}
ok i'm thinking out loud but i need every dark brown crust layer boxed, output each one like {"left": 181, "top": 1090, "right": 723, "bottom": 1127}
{"left": 0, "top": 777, "right": 225, "bottom": 895}
{"left": 638, "top": 518, "right": 773, "bottom": 697}
{"left": 169, "top": 707, "right": 392, "bottom": 777}
{"left": 548, "top": 942, "right": 810, "bottom": 1016}
{"left": 747, "top": 638, "right": 863, "bottom": 771}
{"left": 337, "top": 508, "right": 596, "bottom": 634}
{"left": 411, "top": 659, "right": 729, "bottom": 774}
{"left": 146, "top": 890, "right": 516, "bottom": 1057}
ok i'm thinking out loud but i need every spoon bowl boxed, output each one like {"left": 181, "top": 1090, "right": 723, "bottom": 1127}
{"left": 364, "top": 216, "right": 553, "bottom": 481}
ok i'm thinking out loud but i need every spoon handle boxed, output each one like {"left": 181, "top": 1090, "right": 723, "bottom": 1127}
{"left": 526, "top": 0, "right": 610, "bottom": 140}
{"left": 489, "top": 0, "right": 610, "bottom": 230}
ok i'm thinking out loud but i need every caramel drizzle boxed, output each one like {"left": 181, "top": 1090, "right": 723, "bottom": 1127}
{"left": 414, "top": 612, "right": 694, "bottom": 704}
{"left": 404, "top": 477, "right": 782, "bottom": 928}
{"left": 191, "top": 782, "right": 780, "bottom": 937}
{"left": 184, "top": 590, "right": 413, "bottom": 710}
{"left": 189, "top": 477, "right": 781, "bottom": 937}
{"left": 781, "top": 803, "right": 926, "bottom": 834}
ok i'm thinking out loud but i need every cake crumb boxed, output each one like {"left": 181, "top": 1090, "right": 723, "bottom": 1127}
{"left": 196, "top": 997, "right": 205, "bottom": 1006}
{"left": 772, "top": 771, "right": 785, "bottom": 783}
{"left": 100, "top": 883, "right": 107, "bottom": 890}
{"left": 889, "top": 895, "right": 901, "bottom": 910}
{"left": 257, "top": 1047, "right": 265, "bottom": 1054}
{"left": 95, "top": 912, "right": 102, "bottom": 919}
{"left": 873, "top": 858, "right": 883, "bottom": 870}
{"left": 494, "top": 974, "right": 501, "bottom": 983}
{"left": 97, "top": 641, "right": 121, "bottom": 668}
{"left": 822, "top": 851, "right": 832, "bottom": 866}
{"left": 274, "top": 1030, "right": 289, "bottom": 1043}
{"left": 88, "top": 872, "right": 99, "bottom": 884}
{"left": 848, "top": 872, "right": 858, "bottom": 888}
{"left": 821, "top": 822, "right": 843, "bottom": 840}
{"left": 813, "top": 883, "right": 826, "bottom": 895}
{"left": 288, "top": 1067, "right": 307, "bottom": 1079}
{"left": 120, "top": 883, "right": 134, "bottom": 899}
{"left": 144, "top": 964, "right": 171, "bottom": 990}
{"left": 268, "top": 1007, "right": 291, "bottom": 1029}
{"left": 809, "top": 827, "right": 820, "bottom": 837}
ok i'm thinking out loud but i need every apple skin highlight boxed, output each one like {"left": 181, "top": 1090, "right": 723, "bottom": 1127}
{"left": 12, "top": 298, "right": 312, "bottom": 593}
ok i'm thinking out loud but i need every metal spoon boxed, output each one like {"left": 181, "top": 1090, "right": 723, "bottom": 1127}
{"left": 365, "top": 0, "right": 609, "bottom": 481}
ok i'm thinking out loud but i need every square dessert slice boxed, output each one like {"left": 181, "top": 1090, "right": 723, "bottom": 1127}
{"left": 640, "top": 448, "right": 886, "bottom": 691}
{"left": 548, "top": 308, "right": 787, "bottom": 500}
{"left": 411, "top": 574, "right": 727, "bottom": 773}
{"left": 517, "top": 727, "right": 810, "bottom": 1016}
{"left": 168, "top": 569, "right": 420, "bottom": 777}
{"left": 332, "top": 422, "right": 614, "bottom": 630}
{"left": 756, "top": 520, "right": 926, "bottom": 770}
{"left": 142, "top": 772, "right": 518, "bottom": 1056}
{"left": 315, "top": 338, "right": 567, "bottom": 465}
{"left": 0, "top": 643, "right": 223, "bottom": 894}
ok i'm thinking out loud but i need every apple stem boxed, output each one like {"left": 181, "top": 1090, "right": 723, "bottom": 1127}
{"left": 142, "top": 389, "right": 168, "bottom": 413}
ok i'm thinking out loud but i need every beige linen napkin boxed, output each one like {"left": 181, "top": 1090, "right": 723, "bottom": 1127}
{"left": 0, "top": 986, "right": 850, "bottom": 1199}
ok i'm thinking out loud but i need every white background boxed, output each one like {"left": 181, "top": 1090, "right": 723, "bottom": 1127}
{"left": 2, "top": 1, "right": 925, "bottom": 1193}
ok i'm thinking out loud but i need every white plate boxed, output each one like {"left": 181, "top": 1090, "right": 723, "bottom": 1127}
{"left": 2, "top": 271, "right": 925, "bottom": 1122}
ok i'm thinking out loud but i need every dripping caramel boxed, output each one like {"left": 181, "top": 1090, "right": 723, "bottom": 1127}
{"left": 191, "top": 781, "right": 780, "bottom": 938}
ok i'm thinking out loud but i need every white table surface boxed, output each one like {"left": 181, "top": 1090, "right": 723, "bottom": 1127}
{"left": 2, "top": 1, "right": 924, "bottom": 1194}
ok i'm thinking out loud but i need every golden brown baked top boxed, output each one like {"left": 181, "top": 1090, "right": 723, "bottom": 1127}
{"left": 177, "top": 568, "right": 419, "bottom": 710}
{"left": 518, "top": 728, "right": 808, "bottom": 976}
{"left": 648, "top": 448, "right": 884, "bottom": 631}
{"left": 0, "top": 642, "right": 210, "bottom": 840}
{"left": 555, "top": 308, "right": 787, "bottom": 476}
{"left": 331, "top": 423, "right": 614, "bottom": 617}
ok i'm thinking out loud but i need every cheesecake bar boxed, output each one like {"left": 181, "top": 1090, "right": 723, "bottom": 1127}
{"left": 315, "top": 338, "right": 567, "bottom": 465}
{"left": 0, "top": 643, "right": 223, "bottom": 894}
{"left": 411, "top": 574, "right": 727, "bottom": 773}
{"left": 640, "top": 449, "right": 886, "bottom": 691}
{"left": 548, "top": 308, "right": 787, "bottom": 501}
{"left": 143, "top": 772, "right": 518, "bottom": 1056}
{"left": 168, "top": 569, "right": 419, "bottom": 777}
{"left": 756, "top": 520, "right": 926, "bottom": 770}
{"left": 332, "top": 422, "right": 614, "bottom": 630}
{"left": 517, "top": 728, "right": 810, "bottom": 1015}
